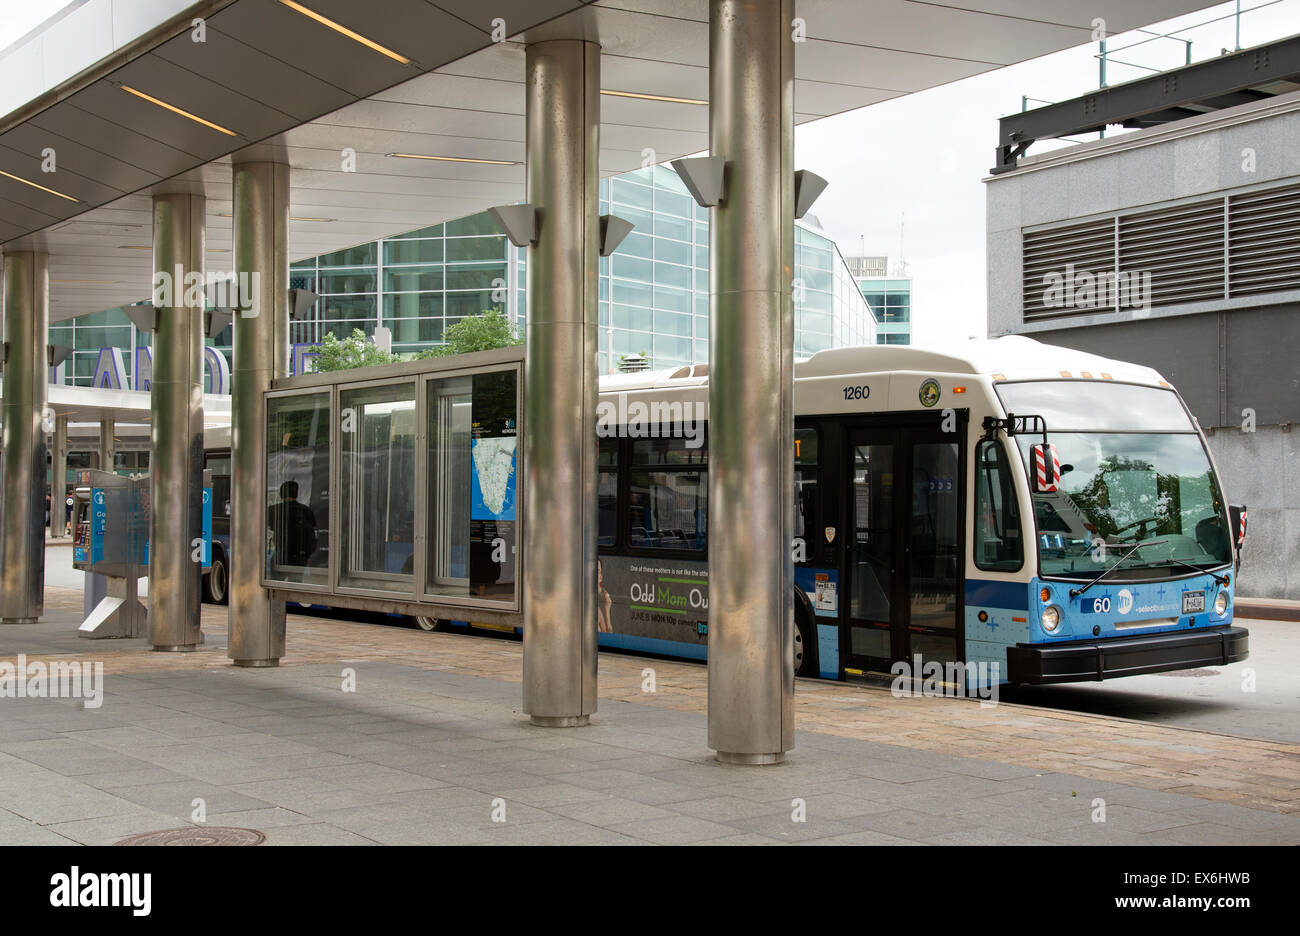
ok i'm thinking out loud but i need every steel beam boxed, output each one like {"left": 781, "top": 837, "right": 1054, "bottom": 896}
{"left": 521, "top": 38, "right": 601, "bottom": 728}
{"left": 706, "top": 0, "right": 796, "bottom": 764}
{"left": 0, "top": 251, "right": 48, "bottom": 623}
{"left": 994, "top": 33, "right": 1300, "bottom": 173}
{"left": 149, "top": 193, "right": 205, "bottom": 651}
{"left": 228, "top": 160, "right": 289, "bottom": 666}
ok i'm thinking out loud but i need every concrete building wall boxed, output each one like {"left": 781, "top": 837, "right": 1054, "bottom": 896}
{"left": 986, "top": 91, "right": 1300, "bottom": 599}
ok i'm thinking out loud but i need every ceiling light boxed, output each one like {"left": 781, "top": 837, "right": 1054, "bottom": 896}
{"left": 388, "top": 153, "right": 518, "bottom": 166}
{"left": 601, "top": 89, "right": 707, "bottom": 106}
{"left": 0, "top": 168, "right": 79, "bottom": 202}
{"left": 120, "top": 85, "right": 238, "bottom": 136}
{"left": 218, "top": 212, "right": 334, "bottom": 221}
{"left": 280, "top": 0, "right": 411, "bottom": 65}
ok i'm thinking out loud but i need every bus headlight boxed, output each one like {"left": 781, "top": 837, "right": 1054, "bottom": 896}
{"left": 1215, "top": 591, "right": 1229, "bottom": 616}
{"left": 1042, "top": 605, "right": 1061, "bottom": 633}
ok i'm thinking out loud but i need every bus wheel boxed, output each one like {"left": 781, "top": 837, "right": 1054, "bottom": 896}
{"left": 792, "top": 586, "right": 818, "bottom": 678}
{"left": 414, "top": 616, "right": 441, "bottom": 632}
{"left": 203, "top": 550, "right": 229, "bottom": 606}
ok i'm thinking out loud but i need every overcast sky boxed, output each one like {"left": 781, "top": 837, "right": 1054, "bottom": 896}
{"left": 5, "top": 2, "right": 1298, "bottom": 348}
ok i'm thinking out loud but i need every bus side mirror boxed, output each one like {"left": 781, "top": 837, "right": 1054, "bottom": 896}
{"left": 1031, "top": 443, "right": 1061, "bottom": 493}
{"left": 1229, "top": 504, "right": 1247, "bottom": 558}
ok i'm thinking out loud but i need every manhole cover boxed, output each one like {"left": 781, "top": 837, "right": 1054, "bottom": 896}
{"left": 115, "top": 827, "right": 265, "bottom": 846}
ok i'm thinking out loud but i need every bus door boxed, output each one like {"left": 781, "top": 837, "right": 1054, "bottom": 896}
{"left": 841, "top": 418, "right": 964, "bottom": 676}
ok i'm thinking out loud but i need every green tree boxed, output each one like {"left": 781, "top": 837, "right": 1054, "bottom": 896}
{"left": 415, "top": 309, "right": 522, "bottom": 358}
{"left": 310, "top": 328, "right": 399, "bottom": 372}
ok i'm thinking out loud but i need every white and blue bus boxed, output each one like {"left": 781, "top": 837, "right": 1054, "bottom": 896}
{"left": 587, "top": 336, "right": 1247, "bottom": 686}
{"left": 212, "top": 335, "right": 1249, "bottom": 688}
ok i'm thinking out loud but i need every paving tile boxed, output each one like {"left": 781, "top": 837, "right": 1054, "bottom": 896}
{"left": 607, "top": 814, "right": 745, "bottom": 845}
{"left": 261, "top": 823, "right": 379, "bottom": 845}
{"left": 108, "top": 780, "right": 274, "bottom": 818}
{"left": 548, "top": 796, "right": 675, "bottom": 826}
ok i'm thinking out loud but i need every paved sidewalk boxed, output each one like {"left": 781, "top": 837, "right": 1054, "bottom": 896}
{"left": 1, "top": 586, "right": 1296, "bottom": 846}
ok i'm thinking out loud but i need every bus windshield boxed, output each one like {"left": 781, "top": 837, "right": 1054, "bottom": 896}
{"left": 996, "top": 382, "right": 1232, "bottom": 577}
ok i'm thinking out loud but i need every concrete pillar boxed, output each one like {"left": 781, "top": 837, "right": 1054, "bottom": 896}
{"left": 149, "top": 193, "right": 205, "bottom": 651}
{"left": 98, "top": 418, "right": 115, "bottom": 474}
{"left": 49, "top": 415, "right": 67, "bottom": 539}
{"left": 0, "top": 251, "right": 48, "bottom": 623}
{"left": 521, "top": 38, "right": 600, "bottom": 727}
{"left": 228, "top": 160, "right": 288, "bottom": 666}
{"left": 706, "top": 0, "right": 796, "bottom": 764}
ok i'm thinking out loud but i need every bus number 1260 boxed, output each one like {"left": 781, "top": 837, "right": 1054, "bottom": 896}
{"left": 842, "top": 385, "right": 870, "bottom": 400}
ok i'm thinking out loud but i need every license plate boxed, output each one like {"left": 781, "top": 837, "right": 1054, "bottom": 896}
{"left": 1181, "top": 591, "right": 1205, "bottom": 614}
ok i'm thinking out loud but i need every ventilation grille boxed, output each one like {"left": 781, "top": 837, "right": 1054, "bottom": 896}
{"left": 1021, "top": 218, "right": 1115, "bottom": 320}
{"left": 1021, "top": 182, "right": 1300, "bottom": 321}
{"left": 1119, "top": 200, "right": 1225, "bottom": 308}
{"left": 1228, "top": 183, "right": 1300, "bottom": 296}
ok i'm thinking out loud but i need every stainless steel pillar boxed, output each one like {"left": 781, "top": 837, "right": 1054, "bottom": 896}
{"left": 49, "top": 415, "right": 67, "bottom": 539}
{"left": 149, "top": 193, "right": 205, "bottom": 651}
{"left": 98, "top": 418, "right": 115, "bottom": 474}
{"left": 228, "top": 160, "right": 288, "bottom": 666}
{"left": 707, "top": 0, "right": 796, "bottom": 764}
{"left": 521, "top": 39, "right": 600, "bottom": 727}
{"left": 0, "top": 251, "right": 48, "bottom": 624}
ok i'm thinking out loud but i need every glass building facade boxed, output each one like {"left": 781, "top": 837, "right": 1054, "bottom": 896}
{"left": 54, "top": 165, "right": 874, "bottom": 387}
{"left": 847, "top": 256, "right": 912, "bottom": 346}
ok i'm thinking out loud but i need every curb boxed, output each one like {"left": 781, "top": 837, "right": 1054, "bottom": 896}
{"left": 1236, "top": 598, "right": 1300, "bottom": 622}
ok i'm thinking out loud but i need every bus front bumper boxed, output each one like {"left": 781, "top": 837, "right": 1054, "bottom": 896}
{"left": 1006, "top": 626, "right": 1249, "bottom": 685}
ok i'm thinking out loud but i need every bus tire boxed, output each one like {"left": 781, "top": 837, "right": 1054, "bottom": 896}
{"left": 203, "top": 548, "right": 229, "bottom": 606}
{"left": 793, "top": 586, "right": 819, "bottom": 678}
{"left": 414, "top": 616, "right": 442, "bottom": 632}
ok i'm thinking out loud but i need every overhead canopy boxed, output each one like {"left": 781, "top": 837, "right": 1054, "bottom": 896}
{"left": 0, "top": 0, "right": 1216, "bottom": 321}
{"left": 47, "top": 383, "right": 231, "bottom": 426}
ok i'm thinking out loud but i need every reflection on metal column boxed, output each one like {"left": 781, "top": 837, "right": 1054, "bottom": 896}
{"left": 99, "top": 418, "right": 115, "bottom": 475}
{"left": 0, "top": 252, "right": 49, "bottom": 624}
{"left": 522, "top": 39, "right": 600, "bottom": 727}
{"left": 150, "top": 193, "right": 205, "bottom": 651}
{"left": 50, "top": 415, "right": 67, "bottom": 539}
{"left": 229, "top": 160, "right": 288, "bottom": 666}
{"left": 707, "top": 0, "right": 796, "bottom": 764}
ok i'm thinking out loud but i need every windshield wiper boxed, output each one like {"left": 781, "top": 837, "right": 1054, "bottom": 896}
{"left": 1069, "top": 540, "right": 1167, "bottom": 598}
{"left": 1149, "top": 556, "right": 1229, "bottom": 585}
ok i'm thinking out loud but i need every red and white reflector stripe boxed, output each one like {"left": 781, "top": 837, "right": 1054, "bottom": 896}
{"left": 1034, "top": 443, "right": 1060, "bottom": 493}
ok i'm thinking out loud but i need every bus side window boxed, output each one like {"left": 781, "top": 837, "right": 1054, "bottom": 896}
{"left": 974, "top": 440, "right": 1023, "bottom": 572}
{"left": 627, "top": 433, "right": 707, "bottom": 551}
{"left": 598, "top": 438, "right": 618, "bottom": 547}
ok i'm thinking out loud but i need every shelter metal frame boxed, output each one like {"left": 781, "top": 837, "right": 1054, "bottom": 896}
{"left": 262, "top": 345, "right": 524, "bottom": 628}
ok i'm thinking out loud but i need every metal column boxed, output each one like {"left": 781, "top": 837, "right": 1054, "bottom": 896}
{"left": 707, "top": 0, "right": 796, "bottom": 764}
{"left": 0, "top": 251, "right": 48, "bottom": 624}
{"left": 228, "top": 160, "right": 288, "bottom": 666}
{"left": 98, "top": 418, "right": 115, "bottom": 474}
{"left": 149, "top": 193, "right": 205, "bottom": 651}
{"left": 49, "top": 415, "right": 67, "bottom": 539}
{"left": 521, "top": 39, "right": 600, "bottom": 727}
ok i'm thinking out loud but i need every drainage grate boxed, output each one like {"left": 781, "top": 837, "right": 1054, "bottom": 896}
{"left": 115, "top": 827, "right": 266, "bottom": 846}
